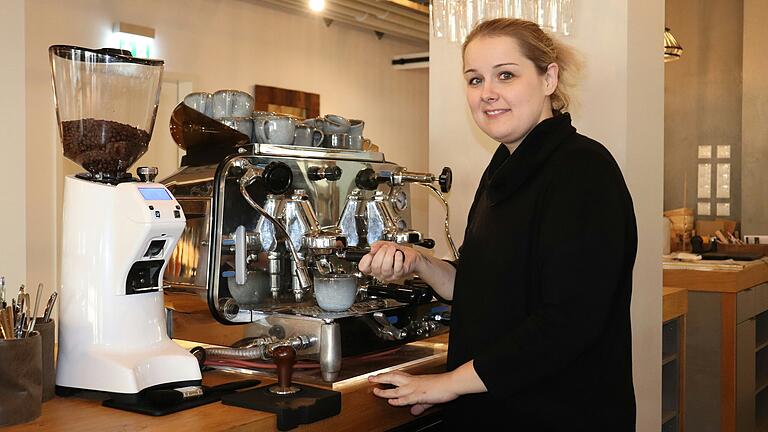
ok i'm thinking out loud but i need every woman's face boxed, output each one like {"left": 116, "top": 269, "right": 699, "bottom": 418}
{"left": 463, "top": 36, "right": 558, "bottom": 147}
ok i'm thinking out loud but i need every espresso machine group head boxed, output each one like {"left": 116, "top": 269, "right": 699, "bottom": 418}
{"left": 50, "top": 45, "right": 201, "bottom": 394}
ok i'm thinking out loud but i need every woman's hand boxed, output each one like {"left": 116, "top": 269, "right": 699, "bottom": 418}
{"left": 358, "top": 241, "right": 423, "bottom": 282}
{"left": 368, "top": 371, "right": 459, "bottom": 415}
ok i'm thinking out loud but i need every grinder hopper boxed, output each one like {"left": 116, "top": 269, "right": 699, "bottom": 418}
{"left": 49, "top": 45, "right": 163, "bottom": 182}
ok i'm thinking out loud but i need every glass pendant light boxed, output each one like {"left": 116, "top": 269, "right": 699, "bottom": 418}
{"left": 664, "top": 27, "right": 683, "bottom": 62}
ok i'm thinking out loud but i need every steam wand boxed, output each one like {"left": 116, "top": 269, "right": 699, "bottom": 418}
{"left": 415, "top": 183, "right": 459, "bottom": 260}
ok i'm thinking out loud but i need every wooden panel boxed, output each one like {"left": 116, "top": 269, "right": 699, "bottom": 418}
{"left": 664, "top": 287, "right": 688, "bottom": 322}
{"left": 754, "top": 283, "right": 768, "bottom": 316}
{"left": 737, "top": 288, "right": 756, "bottom": 324}
{"left": 680, "top": 314, "right": 687, "bottom": 432}
{"left": 685, "top": 292, "right": 722, "bottom": 432}
{"left": 253, "top": 85, "right": 320, "bottom": 119}
{"left": 736, "top": 319, "right": 756, "bottom": 432}
{"left": 722, "top": 293, "right": 737, "bottom": 432}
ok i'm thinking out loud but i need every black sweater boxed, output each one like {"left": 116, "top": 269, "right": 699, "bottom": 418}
{"left": 443, "top": 113, "right": 637, "bottom": 431}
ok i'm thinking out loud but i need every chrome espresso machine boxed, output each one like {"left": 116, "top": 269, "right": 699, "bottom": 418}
{"left": 162, "top": 98, "right": 457, "bottom": 382}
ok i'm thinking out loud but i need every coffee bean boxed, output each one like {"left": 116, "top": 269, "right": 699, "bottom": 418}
{"left": 61, "top": 119, "right": 150, "bottom": 179}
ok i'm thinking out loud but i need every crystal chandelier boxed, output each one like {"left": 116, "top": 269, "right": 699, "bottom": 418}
{"left": 431, "top": 0, "right": 575, "bottom": 43}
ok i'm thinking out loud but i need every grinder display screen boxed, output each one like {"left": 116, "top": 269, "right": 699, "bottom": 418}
{"left": 139, "top": 187, "right": 172, "bottom": 201}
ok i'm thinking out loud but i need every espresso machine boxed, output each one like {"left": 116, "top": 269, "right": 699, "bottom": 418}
{"left": 50, "top": 46, "right": 202, "bottom": 394}
{"left": 163, "top": 102, "right": 457, "bottom": 382}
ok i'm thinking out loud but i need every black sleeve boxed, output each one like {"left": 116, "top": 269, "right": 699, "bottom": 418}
{"left": 472, "top": 151, "right": 632, "bottom": 396}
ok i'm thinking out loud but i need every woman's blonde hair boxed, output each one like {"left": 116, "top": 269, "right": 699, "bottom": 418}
{"left": 462, "top": 18, "right": 582, "bottom": 112}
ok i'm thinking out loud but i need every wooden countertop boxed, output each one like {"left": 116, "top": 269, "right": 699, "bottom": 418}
{"left": 663, "top": 258, "right": 768, "bottom": 293}
{"left": 8, "top": 334, "right": 448, "bottom": 432}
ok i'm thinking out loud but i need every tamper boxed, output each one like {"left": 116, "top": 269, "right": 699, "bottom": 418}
{"left": 269, "top": 345, "right": 301, "bottom": 395}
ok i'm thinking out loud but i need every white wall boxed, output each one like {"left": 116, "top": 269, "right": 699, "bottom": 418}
{"left": 428, "top": 1, "right": 664, "bottom": 429}
{"left": 0, "top": 0, "right": 27, "bottom": 293}
{"left": 24, "top": 0, "right": 429, "bottom": 306}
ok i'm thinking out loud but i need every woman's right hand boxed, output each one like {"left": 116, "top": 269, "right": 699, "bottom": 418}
{"left": 358, "top": 241, "right": 423, "bottom": 282}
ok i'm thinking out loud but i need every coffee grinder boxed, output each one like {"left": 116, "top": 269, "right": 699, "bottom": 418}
{"left": 50, "top": 45, "right": 202, "bottom": 394}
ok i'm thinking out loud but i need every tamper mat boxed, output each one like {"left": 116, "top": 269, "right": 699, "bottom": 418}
{"left": 221, "top": 384, "right": 341, "bottom": 431}
{"left": 221, "top": 345, "right": 341, "bottom": 430}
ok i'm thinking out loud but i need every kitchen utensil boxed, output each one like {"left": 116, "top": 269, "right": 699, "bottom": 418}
{"left": 42, "top": 292, "right": 57, "bottom": 322}
{"left": 26, "top": 283, "right": 43, "bottom": 337}
{"left": 0, "top": 276, "right": 5, "bottom": 308}
{"left": 0, "top": 310, "right": 8, "bottom": 339}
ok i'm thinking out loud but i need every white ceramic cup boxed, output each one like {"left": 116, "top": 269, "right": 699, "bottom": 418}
{"left": 349, "top": 119, "right": 364, "bottom": 137}
{"left": 212, "top": 90, "right": 254, "bottom": 119}
{"left": 323, "top": 114, "right": 351, "bottom": 134}
{"left": 218, "top": 117, "right": 254, "bottom": 141}
{"left": 183, "top": 92, "right": 213, "bottom": 117}
{"left": 254, "top": 115, "right": 297, "bottom": 145}
{"left": 294, "top": 124, "right": 324, "bottom": 147}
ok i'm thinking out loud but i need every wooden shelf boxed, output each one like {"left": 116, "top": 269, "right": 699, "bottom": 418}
{"left": 756, "top": 339, "right": 768, "bottom": 353}
{"left": 662, "top": 409, "right": 678, "bottom": 425}
{"left": 662, "top": 352, "right": 678, "bottom": 366}
{"left": 756, "top": 379, "right": 768, "bottom": 396}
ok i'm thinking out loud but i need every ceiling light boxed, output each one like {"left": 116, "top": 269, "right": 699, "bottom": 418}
{"left": 309, "top": 0, "right": 325, "bottom": 12}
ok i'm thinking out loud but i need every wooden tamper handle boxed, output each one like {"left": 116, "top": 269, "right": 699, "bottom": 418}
{"left": 269, "top": 345, "right": 300, "bottom": 395}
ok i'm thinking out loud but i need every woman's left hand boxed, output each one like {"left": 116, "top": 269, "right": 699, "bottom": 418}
{"left": 368, "top": 370, "right": 460, "bottom": 415}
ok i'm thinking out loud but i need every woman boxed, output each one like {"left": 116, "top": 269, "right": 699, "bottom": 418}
{"left": 360, "top": 18, "right": 637, "bottom": 431}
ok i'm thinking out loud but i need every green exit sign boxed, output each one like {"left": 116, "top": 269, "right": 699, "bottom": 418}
{"left": 111, "top": 22, "right": 155, "bottom": 58}
{"left": 114, "top": 33, "right": 153, "bottom": 58}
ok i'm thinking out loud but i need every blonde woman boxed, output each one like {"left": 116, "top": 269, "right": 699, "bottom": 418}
{"left": 360, "top": 18, "right": 637, "bottom": 431}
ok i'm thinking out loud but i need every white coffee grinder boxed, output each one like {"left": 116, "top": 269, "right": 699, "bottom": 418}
{"left": 50, "top": 45, "right": 202, "bottom": 394}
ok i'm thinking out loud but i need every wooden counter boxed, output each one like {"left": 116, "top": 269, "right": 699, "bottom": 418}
{"left": 663, "top": 258, "right": 768, "bottom": 293}
{"left": 663, "top": 259, "right": 768, "bottom": 432}
{"left": 7, "top": 334, "right": 448, "bottom": 432}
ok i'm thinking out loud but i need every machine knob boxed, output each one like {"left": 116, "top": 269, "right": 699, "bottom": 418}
{"left": 355, "top": 168, "right": 381, "bottom": 191}
{"left": 308, "top": 165, "right": 343, "bottom": 182}
{"left": 439, "top": 167, "right": 452, "bottom": 193}
{"left": 269, "top": 345, "right": 301, "bottom": 395}
{"left": 325, "top": 166, "right": 343, "bottom": 181}
{"left": 262, "top": 162, "right": 293, "bottom": 194}
{"left": 137, "top": 166, "right": 158, "bottom": 182}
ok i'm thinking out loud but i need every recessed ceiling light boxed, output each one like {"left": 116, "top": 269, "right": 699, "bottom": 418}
{"left": 309, "top": 0, "right": 325, "bottom": 12}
